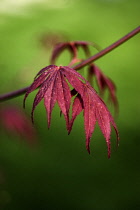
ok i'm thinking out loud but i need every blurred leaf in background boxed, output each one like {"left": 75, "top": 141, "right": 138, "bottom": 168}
{"left": 0, "top": 0, "right": 140, "bottom": 209}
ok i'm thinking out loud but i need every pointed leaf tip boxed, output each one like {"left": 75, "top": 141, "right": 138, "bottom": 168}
{"left": 86, "top": 140, "right": 91, "bottom": 154}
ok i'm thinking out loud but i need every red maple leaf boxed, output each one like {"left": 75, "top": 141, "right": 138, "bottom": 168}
{"left": 50, "top": 41, "right": 100, "bottom": 66}
{"left": 70, "top": 84, "right": 119, "bottom": 158}
{"left": 88, "top": 64, "right": 118, "bottom": 110}
{"left": 24, "top": 65, "right": 119, "bottom": 157}
{"left": 0, "top": 105, "right": 37, "bottom": 145}
{"left": 24, "top": 65, "right": 87, "bottom": 130}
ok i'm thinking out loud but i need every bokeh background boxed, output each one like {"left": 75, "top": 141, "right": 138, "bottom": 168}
{"left": 0, "top": 0, "right": 140, "bottom": 209}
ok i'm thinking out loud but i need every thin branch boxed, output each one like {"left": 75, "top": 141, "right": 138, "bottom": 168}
{"left": 0, "top": 26, "right": 139, "bottom": 102}
{"left": 74, "top": 26, "right": 140, "bottom": 70}
{"left": 0, "top": 86, "right": 30, "bottom": 102}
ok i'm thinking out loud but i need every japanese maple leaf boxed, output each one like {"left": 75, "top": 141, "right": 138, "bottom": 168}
{"left": 24, "top": 65, "right": 119, "bottom": 158}
{"left": 50, "top": 41, "right": 100, "bottom": 66}
{"left": 69, "top": 83, "right": 119, "bottom": 158}
{"left": 24, "top": 65, "right": 87, "bottom": 131}
{"left": 0, "top": 105, "right": 37, "bottom": 145}
{"left": 88, "top": 64, "right": 118, "bottom": 110}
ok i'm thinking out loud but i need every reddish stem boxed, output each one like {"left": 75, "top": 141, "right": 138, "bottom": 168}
{"left": 74, "top": 26, "right": 140, "bottom": 70}
{"left": 0, "top": 26, "right": 139, "bottom": 102}
{"left": 0, "top": 86, "right": 30, "bottom": 101}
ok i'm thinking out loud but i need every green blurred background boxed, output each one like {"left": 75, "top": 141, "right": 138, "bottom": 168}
{"left": 0, "top": 0, "right": 140, "bottom": 209}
